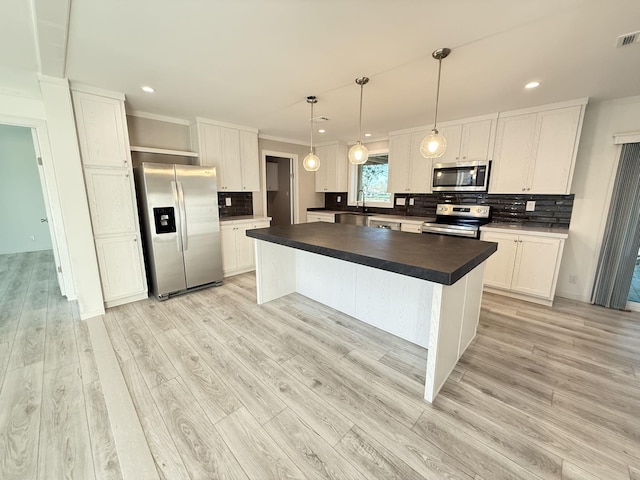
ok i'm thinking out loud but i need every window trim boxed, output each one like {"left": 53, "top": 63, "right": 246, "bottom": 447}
{"left": 347, "top": 148, "right": 394, "bottom": 209}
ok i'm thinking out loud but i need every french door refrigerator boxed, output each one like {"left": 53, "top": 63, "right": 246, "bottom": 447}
{"left": 135, "top": 162, "right": 223, "bottom": 299}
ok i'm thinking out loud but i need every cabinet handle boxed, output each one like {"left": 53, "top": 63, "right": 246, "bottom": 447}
{"left": 134, "top": 238, "right": 137, "bottom": 242}
{"left": 526, "top": 188, "right": 531, "bottom": 191}
{"left": 521, "top": 188, "right": 526, "bottom": 191}
{"left": 126, "top": 174, "right": 129, "bottom": 178}
{"left": 513, "top": 239, "right": 518, "bottom": 243}
{"left": 519, "top": 240, "right": 523, "bottom": 243}
{"left": 462, "top": 156, "right": 467, "bottom": 159}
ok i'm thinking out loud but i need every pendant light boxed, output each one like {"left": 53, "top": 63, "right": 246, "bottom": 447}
{"left": 303, "top": 96, "right": 320, "bottom": 172}
{"left": 420, "top": 48, "right": 451, "bottom": 159}
{"left": 348, "top": 77, "right": 370, "bottom": 165}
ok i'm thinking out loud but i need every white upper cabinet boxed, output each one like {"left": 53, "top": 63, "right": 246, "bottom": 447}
{"left": 315, "top": 142, "right": 348, "bottom": 192}
{"left": 434, "top": 124, "right": 462, "bottom": 164}
{"left": 460, "top": 119, "right": 495, "bottom": 161}
{"left": 192, "top": 119, "right": 260, "bottom": 191}
{"left": 388, "top": 131, "right": 432, "bottom": 193}
{"left": 490, "top": 101, "right": 586, "bottom": 194}
{"left": 72, "top": 91, "right": 129, "bottom": 168}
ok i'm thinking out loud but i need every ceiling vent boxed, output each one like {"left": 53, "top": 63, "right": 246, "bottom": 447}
{"left": 616, "top": 30, "right": 640, "bottom": 48}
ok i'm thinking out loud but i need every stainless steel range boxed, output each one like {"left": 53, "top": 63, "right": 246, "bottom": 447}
{"left": 421, "top": 204, "right": 491, "bottom": 239}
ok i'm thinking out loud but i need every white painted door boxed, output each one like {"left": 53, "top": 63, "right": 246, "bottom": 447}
{"left": 460, "top": 119, "right": 494, "bottom": 161}
{"left": 220, "top": 224, "right": 238, "bottom": 273}
{"left": 199, "top": 124, "right": 222, "bottom": 169}
{"left": 95, "top": 235, "right": 145, "bottom": 301}
{"left": 435, "top": 124, "right": 462, "bottom": 163}
{"left": 83, "top": 168, "right": 137, "bottom": 235}
{"left": 387, "top": 133, "right": 411, "bottom": 193}
{"left": 409, "top": 130, "right": 432, "bottom": 193}
{"left": 239, "top": 130, "right": 260, "bottom": 191}
{"left": 490, "top": 113, "right": 537, "bottom": 193}
{"left": 481, "top": 231, "right": 518, "bottom": 289}
{"left": 236, "top": 224, "right": 256, "bottom": 271}
{"left": 314, "top": 144, "right": 331, "bottom": 192}
{"left": 529, "top": 106, "right": 581, "bottom": 194}
{"left": 72, "top": 92, "right": 129, "bottom": 168}
{"left": 220, "top": 127, "right": 242, "bottom": 190}
{"left": 511, "top": 236, "right": 561, "bottom": 298}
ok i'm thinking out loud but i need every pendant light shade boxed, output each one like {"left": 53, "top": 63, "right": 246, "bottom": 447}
{"left": 421, "top": 48, "right": 451, "bottom": 159}
{"left": 348, "top": 77, "right": 369, "bottom": 165}
{"left": 303, "top": 96, "right": 320, "bottom": 172}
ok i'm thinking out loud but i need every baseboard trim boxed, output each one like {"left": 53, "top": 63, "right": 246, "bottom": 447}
{"left": 104, "top": 291, "right": 148, "bottom": 308}
{"left": 483, "top": 286, "right": 553, "bottom": 307}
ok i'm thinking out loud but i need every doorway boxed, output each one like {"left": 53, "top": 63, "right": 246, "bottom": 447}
{"left": 265, "top": 155, "right": 294, "bottom": 226}
{"left": 0, "top": 122, "right": 66, "bottom": 297}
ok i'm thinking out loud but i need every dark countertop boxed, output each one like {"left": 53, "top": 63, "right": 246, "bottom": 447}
{"left": 247, "top": 223, "right": 497, "bottom": 285}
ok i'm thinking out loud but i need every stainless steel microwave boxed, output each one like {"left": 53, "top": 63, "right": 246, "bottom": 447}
{"left": 432, "top": 160, "right": 490, "bottom": 192}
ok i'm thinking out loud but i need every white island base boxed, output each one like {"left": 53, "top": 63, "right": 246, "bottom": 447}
{"left": 254, "top": 240, "right": 486, "bottom": 403}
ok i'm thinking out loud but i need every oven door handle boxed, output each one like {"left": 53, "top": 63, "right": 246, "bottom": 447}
{"left": 421, "top": 225, "right": 477, "bottom": 237}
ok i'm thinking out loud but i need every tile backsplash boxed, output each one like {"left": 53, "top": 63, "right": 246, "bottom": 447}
{"left": 218, "top": 192, "right": 253, "bottom": 217}
{"left": 323, "top": 192, "right": 574, "bottom": 228}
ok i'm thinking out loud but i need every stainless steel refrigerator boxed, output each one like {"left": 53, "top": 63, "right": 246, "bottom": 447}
{"left": 134, "top": 163, "right": 223, "bottom": 299}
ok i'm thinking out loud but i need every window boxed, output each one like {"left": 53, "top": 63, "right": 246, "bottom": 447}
{"left": 348, "top": 150, "right": 393, "bottom": 208}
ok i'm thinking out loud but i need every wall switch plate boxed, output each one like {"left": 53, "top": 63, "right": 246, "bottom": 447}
{"left": 30, "top": 235, "right": 35, "bottom": 241}
{"left": 526, "top": 201, "right": 536, "bottom": 211}
{"left": 225, "top": 197, "right": 232, "bottom": 206}
{"left": 396, "top": 197, "right": 406, "bottom": 206}
{"left": 409, "top": 198, "right": 415, "bottom": 206}
{"left": 337, "top": 196, "right": 341, "bottom": 203}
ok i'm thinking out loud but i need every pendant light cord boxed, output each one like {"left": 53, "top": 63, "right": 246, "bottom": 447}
{"left": 357, "top": 84, "right": 364, "bottom": 143}
{"left": 433, "top": 57, "right": 442, "bottom": 129}
{"left": 309, "top": 101, "right": 314, "bottom": 152}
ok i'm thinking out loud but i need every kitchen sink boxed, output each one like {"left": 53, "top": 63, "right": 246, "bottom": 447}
{"left": 335, "top": 212, "right": 373, "bottom": 227}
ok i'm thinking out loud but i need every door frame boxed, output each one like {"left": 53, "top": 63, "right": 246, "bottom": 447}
{"left": 0, "top": 113, "right": 75, "bottom": 299}
{"left": 261, "top": 150, "right": 298, "bottom": 224}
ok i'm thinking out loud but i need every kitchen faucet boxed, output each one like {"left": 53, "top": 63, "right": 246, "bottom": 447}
{"left": 358, "top": 189, "right": 366, "bottom": 213}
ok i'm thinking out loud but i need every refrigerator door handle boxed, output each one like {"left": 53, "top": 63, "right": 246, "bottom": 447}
{"left": 177, "top": 181, "right": 188, "bottom": 250}
{"left": 171, "top": 180, "right": 183, "bottom": 252}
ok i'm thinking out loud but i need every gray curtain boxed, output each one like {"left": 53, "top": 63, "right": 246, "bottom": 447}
{"left": 592, "top": 142, "right": 640, "bottom": 309}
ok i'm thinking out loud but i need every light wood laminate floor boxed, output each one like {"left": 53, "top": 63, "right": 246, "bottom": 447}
{"left": 2, "top": 251, "right": 640, "bottom": 479}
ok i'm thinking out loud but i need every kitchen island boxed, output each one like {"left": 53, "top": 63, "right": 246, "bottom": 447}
{"left": 246, "top": 222, "right": 497, "bottom": 402}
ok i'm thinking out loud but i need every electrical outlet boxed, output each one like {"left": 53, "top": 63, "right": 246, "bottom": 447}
{"left": 396, "top": 197, "right": 406, "bottom": 206}
{"left": 30, "top": 235, "right": 36, "bottom": 241}
{"left": 569, "top": 274, "right": 577, "bottom": 284}
{"left": 526, "top": 201, "right": 536, "bottom": 211}
{"left": 337, "top": 196, "right": 341, "bottom": 203}
{"left": 225, "top": 197, "right": 232, "bottom": 206}
{"left": 409, "top": 198, "right": 415, "bottom": 206}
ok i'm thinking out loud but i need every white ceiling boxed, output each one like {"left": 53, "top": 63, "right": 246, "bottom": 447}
{"left": 3, "top": 0, "right": 640, "bottom": 143}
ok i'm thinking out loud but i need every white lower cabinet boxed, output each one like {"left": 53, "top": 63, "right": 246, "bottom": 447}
{"left": 95, "top": 235, "right": 146, "bottom": 306}
{"left": 481, "top": 228, "right": 566, "bottom": 305}
{"left": 220, "top": 219, "right": 271, "bottom": 276}
{"left": 306, "top": 212, "right": 335, "bottom": 223}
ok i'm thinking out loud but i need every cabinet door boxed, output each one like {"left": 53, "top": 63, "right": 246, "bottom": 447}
{"left": 481, "top": 231, "right": 518, "bottom": 289}
{"left": 236, "top": 225, "right": 257, "bottom": 271}
{"left": 333, "top": 143, "right": 349, "bottom": 192}
{"left": 314, "top": 144, "right": 331, "bottom": 192}
{"left": 240, "top": 130, "right": 260, "bottom": 191}
{"left": 460, "top": 119, "right": 494, "bottom": 161}
{"left": 408, "top": 130, "right": 432, "bottom": 193}
{"left": 511, "top": 236, "right": 561, "bottom": 298}
{"left": 200, "top": 124, "right": 223, "bottom": 168}
{"left": 435, "top": 124, "right": 462, "bottom": 164}
{"left": 220, "top": 127, "right": 242, "bottom": 190}
{"left": 529, "top": 106, "right": 581, "bottom": 194}
{"left": 95, "top": 235, "right": 146, "bottom": 301}
{"left": 84, "top": 169, "right": 137, "bottom": 235}
{"left": 400, "top": 223, "right": 423, "bottom": 234}
{"left": 220, "top": 224, "right": 238, "bottom": 272}
{"left": 490, "top": 113, "right": 537, "bottom": 193}
{"left": 387, "top": 133, "right": 411, "bottom": 193}
{"left": 72, "top": 92, "right": 129, "bottom": 168}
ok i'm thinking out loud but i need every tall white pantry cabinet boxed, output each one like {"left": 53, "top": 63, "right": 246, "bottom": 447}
{"left": 71, "top": 86, "right": 148, "bottom": 308}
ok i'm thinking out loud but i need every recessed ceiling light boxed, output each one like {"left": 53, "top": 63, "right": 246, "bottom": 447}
{"left": 364, "top": 133, "right": 372, "bottom": 137}
{"left": 318, "top": 129, "right": 326, "bottom": 133}
{"left": 525, "top": 81, "right": 541, "bottom": 89}
{"left": 141, "top": 86, "right": 155, "bottom": 93}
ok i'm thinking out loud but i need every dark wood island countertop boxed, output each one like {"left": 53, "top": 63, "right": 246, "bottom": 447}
{"left": 247, "top": 222, "right": 497, "bottom": 285}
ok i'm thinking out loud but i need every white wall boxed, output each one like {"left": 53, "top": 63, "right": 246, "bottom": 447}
{"left": 0, "top": 124, "right": 52, "bottom": 254}
{"left": 39, "top": 76, "right": 105, "bottom": 319}
{"left": 557, "top": 95, "right": 640, "bottom": 302}
{"left": 256, "top": 138, "right": 324, "bottom": 221}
